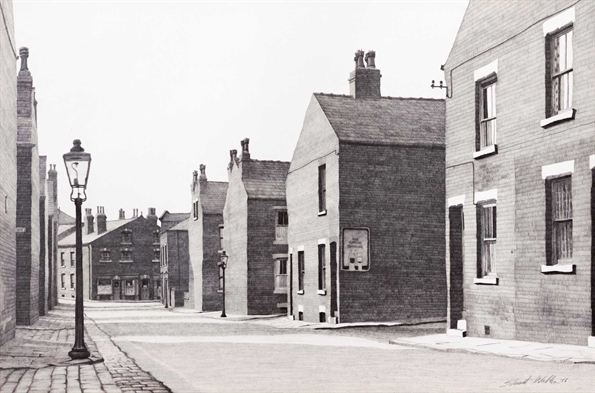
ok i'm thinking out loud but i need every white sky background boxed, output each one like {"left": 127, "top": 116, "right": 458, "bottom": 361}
{"left": 13, "top": 0, "right": 468, "bottom": 221}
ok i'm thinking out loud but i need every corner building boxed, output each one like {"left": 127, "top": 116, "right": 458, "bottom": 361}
{"left": 443, "top": 0, "right": 595, "bottom": 346}
{"left": 223, "top": 139, "right": 290, "bottom": 315}
{"left": 287, "top": 51, "right": 446, "bottom": 323}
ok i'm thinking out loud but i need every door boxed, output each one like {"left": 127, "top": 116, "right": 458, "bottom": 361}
{"left": 330, "top": 242, "right": 338, "bottom": 322}
{"left": 140, "top": 278, "right": 150, "bottom": 300}
{"left": 113, "top": 280, "right": 121, "bottom": 300}
{"left": 449, "top": 205, "right": 464, "bottom": 329}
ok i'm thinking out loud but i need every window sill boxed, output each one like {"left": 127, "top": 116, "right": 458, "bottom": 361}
{"left": 99, "top": 260, "right": 112, "bottom": 263}
{"left": 318, "top": 210, "right": 327, "bottom": 217}
{"left": 317, "top": 289, "right": 327, "bottom": 296}
{"left": 217, "top": 289, "right": 223, "bottom": 293}
{"left": 473, "top": 144, "right": 497, "bottom": 159}
{"left": 297, "top": 290, "right": 304, "bottom": 295}
{"left": 274, "top": 289, "right": 287, "bottom": 294}
{"left": 540, "top": 108, "right": 575, "bottom": 128}
{"left": 273, "top": 240, "right": 288, "bottom": 245}
{"left": 152, "top": 259, "right": 159, "bottom": 263}
{"left": 541, "top": 264, "right": 575, "bottom": 274}
{"left": 119, "top": 260, "right": 133, "bottom": 263}
{"left": 473, "top": 276, "right": 499, "bottom": 285}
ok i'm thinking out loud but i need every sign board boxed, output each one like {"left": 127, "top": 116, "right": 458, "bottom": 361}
{"left": 342, "top": 228, "right": 370, "bottom": 271}
{"left": 97, "top": 285, "right": 112, "bottom": 295}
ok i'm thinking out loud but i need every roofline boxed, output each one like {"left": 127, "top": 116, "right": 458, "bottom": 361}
{"left": 313, "top": 92, "right": 445, "bottom": 102}
{"left": 339, "top": 140, "right": 445, "bottom": 149}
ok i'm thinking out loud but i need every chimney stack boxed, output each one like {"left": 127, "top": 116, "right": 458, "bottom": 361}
{"left": 132, "top": 208, "right": 139, "bottom": 218}
{"left": 85, "top": 208, "right": 94, "bottom": 235}
{"left": 349, "top": 50, "right": 381, "bottom": 99}
{"left": 119, "top": 209, "right": 125, "bottom": 220}
{"left": 97, "top": 206, "right": 107, "bottom": 234}
{"left": 147, "top": 207, "right": 158, "bottom": 225}
{"left": 240, "top": 138, "right": 250, "bottom": 160}
{"left": 229, "top": 149, "right": 238, "bottom": 167}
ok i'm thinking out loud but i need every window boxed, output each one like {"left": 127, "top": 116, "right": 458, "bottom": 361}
{"left": 298, "top": 251, "right": 305, "bottom": 293}
{"left": 60, "top": 252, "right": 65, "bottom": 267}
{"left": 61, "top": 273, "right": 65, "bottom": 289}
{"left": 547, "top": 26, "right": 573, "bottom": 117}
{"left": 318, "top": 165, "right": 326, "bottom": 213}
{"left": 548, "top": 177, "right": 572, "bottom": 264}
{"left": 275, "top": 211, "right": 288, "bottom": 243}
{"left": 318, "top": 244, "right": 326, "bottom": 291}
{"left": 70, "top": 273, "right": 75, "bottom": 290}
{"left": 218, "top": 266, "right": 224, "bottom": 292}
{"left": 477, "top": 76, "right": 497, "bottom": 151}
{"left": 70, "top": 252, "right": 75, "bottom": 267}
{"left": 120, "top": 250, "right": 132, "bottom": 261}
{"left": 153, "top": 249, "right": 160, "bottom": 262}
{"left": 274, "top": 259, "right": 288, "bottom": 293}
{"left": 100, "top": 250, "right": 111, "bottom": 262}
{"left": 478, "top": 204, "right": 496, "bottom": 277}
{"left": 193, "top": 200, "right": 199, "bottom": 220}
{"left": 219, "top": 226, "right": 224, "bottom": 249}
{"left": 121, "top": 230, "right": 132, "bottom": 244}
{"left": 124, "top": 279, "right": 136, "bottom": 296}
{"left": 153, "top": 230, "right": 160, "bottom": 244}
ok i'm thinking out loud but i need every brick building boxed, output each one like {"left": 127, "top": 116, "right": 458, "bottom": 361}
{"left": 187, "top": 165, "right": 227, "bottom": 311}
{"left": 58, "top": 207, "right": 160, "bottom": 301}
{"left": 0, "top": 0, "right": 17, "bottom": 345}
{"left": 287, "top": 51, "right": 446, "bottom": 323}
{"left": 223, "top": 139, "right": 290, "bottom": 315}
{"left": 16, "top": 47, "right": 41, "bottom": 326}
{"left": 46, "top": 164, "right": 59, "bottom": 309}
{"left": 443, "top": 1, "right": 595, "bottom": 346}
{"left": 159, "top": 211, "right": 189, "bottom": 307}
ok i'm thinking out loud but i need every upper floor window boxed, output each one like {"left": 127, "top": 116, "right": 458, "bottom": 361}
{"left": 60, "top": 252, "right": 65, "bottom": 267}
{"left": 120, "top": 250, "right": 132, "bottom": 262}
{"left": 477, "top": 76, "right": 497, "bottom": 151}
{"left": 193, "top": 200, "right": 199, "bottom": 220}
{"left": 153, "top": 249, "right": 160, "bottom": 262}
{"left": 70, "top": 252, "right": 75, "bottom": 267}
{"left": 70, "top": 273, "right": 75, "bottom": 290}
{"left": 100, "top": 250, "right": 111, "bottom": 262}
{"left": 274, "top": 258, "right": 288, "bottom": 293}
{"left": 121, "top": 230, "right": 132, "bottom": 244}
{"left": 478, "top": 204, "right": 496, "bottom": 278}
{"left": 61, "top": 273, "right": 65, "bottom": 289}
{"left": 548, "top": 177, "right": 572, "bottom": 264}
{"left": 318, "top": 165, "right": 326, "bottom": 214}
{"left": 275, "top": 211, "right": 288, "bottom": 244}
{"left": 547, "top": 26, "right": 573, "bottom": 117}
{"left": 153, "top": 230, "right": 160, "bottom": 244}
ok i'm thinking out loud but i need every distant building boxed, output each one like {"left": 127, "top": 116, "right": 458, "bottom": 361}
{"left": 159, "top": 211, "right": 190, "bottom": 307}
{"left": 287, "top": 50, "right": 446, "bottom": 323}
{"left": 443, "top": 0, "right": 595, "bottom": 346}
{"left": 46, "top": 164, "right": 59, "bottom": 309}
{"left": 16, "top": 47, "right": 42, "bottom": 326}
{"left": 223, "top": 139, "right": 290, "bottom": 315}
{"left": 187, "top": 165, "right": 227, "bottom": 311}
{"left": 0, "top": 0, "right": 17, "bottom": 345}
{"left": 58, "top": 207, "right": 160, "bottom": 301}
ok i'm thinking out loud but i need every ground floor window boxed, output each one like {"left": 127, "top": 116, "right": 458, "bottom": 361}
{"left": 124, "top": 279, "right": 136, "bottom": 296}
{"left": 274, "top": 259, "right": 288, "bottom": 292}
{"left": 477, "top": 203, "right": 496, "bottom": 277}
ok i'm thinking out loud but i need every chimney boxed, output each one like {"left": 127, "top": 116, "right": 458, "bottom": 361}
{"left": 147, "top": 207, "right": 158, "bottom": 225}
{"left": 228, "top": 149, "right": 238, "bottom": 169}
{"left": 240, "top": 138, "right": 250, "bottom": 160}
{"left": 349, "top": 50, "right": 381, "bottom": 99}
{"left": 85, "top": 208, "right": 94, "bottom": 235}
{"left": 47, "top": 164, "right": 58, "bottom": 216}
{"left": 119, "top": 209, "right": 125, "bottom": 220}
{"left": 97, "top": 206, "right": 107, "bottom": 234}
{"left": 132, "top": 208, "right": 139, "bottom": 218}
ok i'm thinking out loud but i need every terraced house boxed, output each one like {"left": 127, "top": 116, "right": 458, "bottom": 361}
{"left": 443, "top": 0, "right": 595, "bottom": 346}
{"left": 286, "top": 51, "right": 446, "bottom": 323}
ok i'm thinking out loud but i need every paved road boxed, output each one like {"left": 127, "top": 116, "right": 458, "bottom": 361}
{"left": 85, "top": 302, "right": 595, "bottom": 393}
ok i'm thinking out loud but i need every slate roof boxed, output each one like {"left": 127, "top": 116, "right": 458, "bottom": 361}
{"left": 201, "top": 181, "right": 228, "bottom": 215}
{"left": 58, "top": 218, "right": 137, "bottom": 247}
{"left": 314, "top": 93, "right": 445, "bottom": 146}
{"left": 169, "top": 218, "right": 189, "bottom": 231}
{"left": 243, "top": 160, "right": 290, "bottom": 200}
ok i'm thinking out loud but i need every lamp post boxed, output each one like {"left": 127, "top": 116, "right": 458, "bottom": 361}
{"left": 218, "top": 251, "right": 228, "bottom": 318}
{"left": 63, "top": 139, "right": 91, "bottom": 360}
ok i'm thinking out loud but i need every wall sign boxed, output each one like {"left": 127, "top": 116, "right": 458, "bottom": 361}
{"left": 342, "top": 228, "right": 370, "bottom": 271}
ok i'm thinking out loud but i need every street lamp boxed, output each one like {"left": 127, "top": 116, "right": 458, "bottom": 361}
{"left": 218, "top": 251, "right": 228, "bottom": 318}
{"left": 63, "top": 139, "right": 91, "bottom": 360}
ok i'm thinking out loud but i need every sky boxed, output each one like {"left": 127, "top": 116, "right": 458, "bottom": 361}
{"left": 13, "top": 0, "right": 468, "bottom": 221}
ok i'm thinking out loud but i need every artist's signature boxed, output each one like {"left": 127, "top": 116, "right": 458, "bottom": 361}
{"left": 501, "top": 375, "right": 568, "bottom": 388}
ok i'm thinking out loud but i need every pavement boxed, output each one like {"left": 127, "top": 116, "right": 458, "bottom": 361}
{"left": 0, "top": 301, "right": 171, "bottom": 393}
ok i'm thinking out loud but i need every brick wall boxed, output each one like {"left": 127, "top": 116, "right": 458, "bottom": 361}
{"left": 444, "top": 0, "right": 594, "bottom": 345}
{"left": 202, "top": 214, "right": 223, "bottom": 311}
{"left": 166, "top": 229, "right": 189, "bottom": 306}
{"left": 0, "top": 0, "right": 17, "bottom": 345}
{"left": 338, "top": 143, "right": 446, "bottom": 323}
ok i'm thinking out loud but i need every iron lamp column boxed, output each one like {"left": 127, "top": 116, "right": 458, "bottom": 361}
{"left": 218, "top": 251, "right": 228, "bottom": 318}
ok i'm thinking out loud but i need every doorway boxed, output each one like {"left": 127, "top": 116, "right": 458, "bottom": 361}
{"left": 449, "top": 205, "right": 464, "bottom": 329}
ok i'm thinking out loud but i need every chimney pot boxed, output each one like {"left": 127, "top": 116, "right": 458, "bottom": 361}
{"left": 354, "top": 49, "right": 365, "bottom": 69}
{"left": 199, "top": 164, "right": 207, "bottom": 181}
{"left": 241, "top": 138, "right": 250, "bottom": 160}
{"left": 119, "top": 209, "right": 125, "bottom": 220}
{"left": 365, "top": 50, "right": 376, "bottom": 68}
{"left": 19, "top": 47, "right": 29, "bottom": 71}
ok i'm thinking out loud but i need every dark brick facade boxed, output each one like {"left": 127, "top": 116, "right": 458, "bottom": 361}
{"left": 223, "top": 142, "right": 289, "bottom": 315}
{"left": 58, "top": 207, "right": 160, "bottom": 301}
{"left": 0, "top": 0, "right": 17, "bottom": 344}
{"left": 444, "top": 0, "right": 594, "bottom": 345}
{"left": 159, "top": 212, "right": 189, "bottom": 307}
